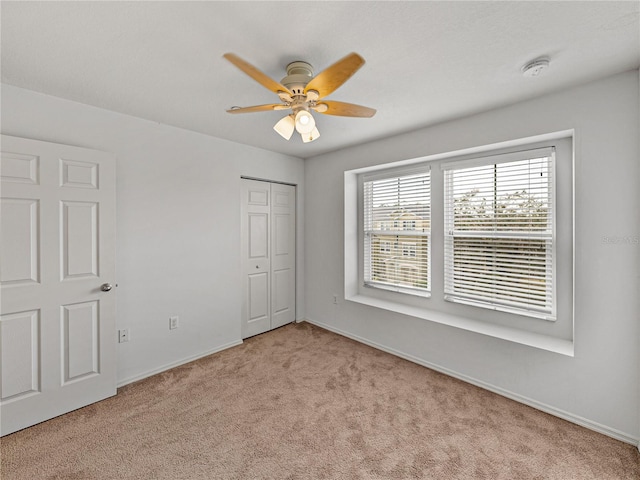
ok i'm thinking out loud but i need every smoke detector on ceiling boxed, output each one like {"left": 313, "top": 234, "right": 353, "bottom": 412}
{"left": 522, "top": 58, "right": 550, "bottom": 77}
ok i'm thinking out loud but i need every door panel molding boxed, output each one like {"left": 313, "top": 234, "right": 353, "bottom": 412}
{"left": 0, "top": 309, "right": 40, "bottom": 401}
{"left": 0, "top": 198, "right": 40, "bottom": 285}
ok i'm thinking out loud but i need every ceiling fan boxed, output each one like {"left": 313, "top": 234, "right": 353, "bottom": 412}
{"left": 223, "top": 52, "right": 376, "bottom": 143}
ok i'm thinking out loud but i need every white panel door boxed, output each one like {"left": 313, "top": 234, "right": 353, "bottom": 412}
{"left": 270, "top": 183, "right": 295, "bottom": 329}
{"left": 0, "top": 135, "right": 116, "bottom": 436}
{"left": 241, "top": 179, "right": 271, "bottom": 339}
{"left": 241, "top": 179, "right": 295, "bottom": 339}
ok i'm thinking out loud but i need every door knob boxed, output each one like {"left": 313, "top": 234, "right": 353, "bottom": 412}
{"left": 101, "top": 283, "right": 113, "bottom": 292}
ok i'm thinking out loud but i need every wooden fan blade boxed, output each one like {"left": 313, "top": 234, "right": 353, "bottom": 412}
{"left": 223, "top": 53, "right": 292, "bottom": 95}
{"left": 304, "top": 53, "right": 365, "bottom": 99}
{"left": 226, "top": 104, "right": 285, "bottom": 114}
{"left": 316, "top": 100, "right": 376, "bottom": 118}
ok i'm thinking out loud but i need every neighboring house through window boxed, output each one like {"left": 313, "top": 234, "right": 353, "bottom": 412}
{"left": 363, "top": 167, "right": 431, "bottom": 295}
{"left": 380, "top": 241, "right": 391, "bottom": 252}
{"left": 402, "top": 242, "right": 417, "bottom": 257}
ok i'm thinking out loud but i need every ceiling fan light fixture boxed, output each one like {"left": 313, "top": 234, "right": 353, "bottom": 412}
{"left": 274, "top": 114, "right": 295, "bottom": 140}
{"left": 301, "top": 127, "right": 320, "bottom": 143}
{"left": 294, "top": 110, "right": 315, "bottom": 134}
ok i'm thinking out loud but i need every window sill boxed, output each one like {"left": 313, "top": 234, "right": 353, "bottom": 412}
{"left": 364, "top": 283, "right": 431, "bottom": 298}
{"left": 346, "top": 294, "right": 574, "bottom": 357}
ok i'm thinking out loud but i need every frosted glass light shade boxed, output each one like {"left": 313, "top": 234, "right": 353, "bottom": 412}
{"left": 294, "top": 110, "right": 315, "bottom": 134}
{"left": 301, "top": 127, "right": 320, "bottom": 143}
{"left": 273, "top": 115, "right": 295, "bottom": 140}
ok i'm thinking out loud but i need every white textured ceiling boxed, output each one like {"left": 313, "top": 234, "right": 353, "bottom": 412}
{"left": 2, "top": 1, "right": 639, "bottom": 159}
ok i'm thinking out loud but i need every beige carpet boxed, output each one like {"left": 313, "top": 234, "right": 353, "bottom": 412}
{"left": 1, "top": 322, "right": 638, "bottom": 479}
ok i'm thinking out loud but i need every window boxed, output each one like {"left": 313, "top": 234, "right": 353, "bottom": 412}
{"left": 346, "top": 133, "right": 572, "bottom": 352}
{"left": 363, "top": 168, "right": 430, "bottom": 295}
{"left": 443, "top": 148, "right": 555, "bottom": 318}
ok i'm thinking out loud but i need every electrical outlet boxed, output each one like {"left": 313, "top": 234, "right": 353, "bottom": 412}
{"left": 333, "top": 294, "right": 338, "bottom": 304}
{"left": 169, "top": 316, "right": 179, "bottom": 330}
{"left": 118, "top": 329, "right": 129, "bottom": 343}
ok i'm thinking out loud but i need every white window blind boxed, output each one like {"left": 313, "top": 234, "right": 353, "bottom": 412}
{"left": 443, "top": 148, "right": 555, "bottom": 319}
{"left": 363, "top": 168, "right": 430, "bottom": 295}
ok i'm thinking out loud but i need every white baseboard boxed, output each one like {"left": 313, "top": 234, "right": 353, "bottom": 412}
{"left": 302, "top": 318, "right": 639, "bottom": 448}
{"left": 117, "top": 339, "right": 243, "bottom": 388}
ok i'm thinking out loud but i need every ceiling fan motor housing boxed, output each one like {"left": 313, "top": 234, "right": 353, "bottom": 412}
{"left": 281, "top": 61, "right": 314, "bottom": 94}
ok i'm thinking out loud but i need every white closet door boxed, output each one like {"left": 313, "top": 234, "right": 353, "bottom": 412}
{"left": 241, "top": 179, "right": 295, "bottom": 339}
{"left": 241, "top": 179, "right": 272, "bottom": 339}
{"left": 0, "top": 135, "right": 117, "bottom": 436}
{"left": 270, "top": 183, "right": 295, "bottom": 330}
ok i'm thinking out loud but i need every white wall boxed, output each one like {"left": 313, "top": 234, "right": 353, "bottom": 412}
{"left": 1, "top": 84, "right": 305, "bottom": 385}
{"left": 304, "top": 70, "right": 640, "bottom": 444}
